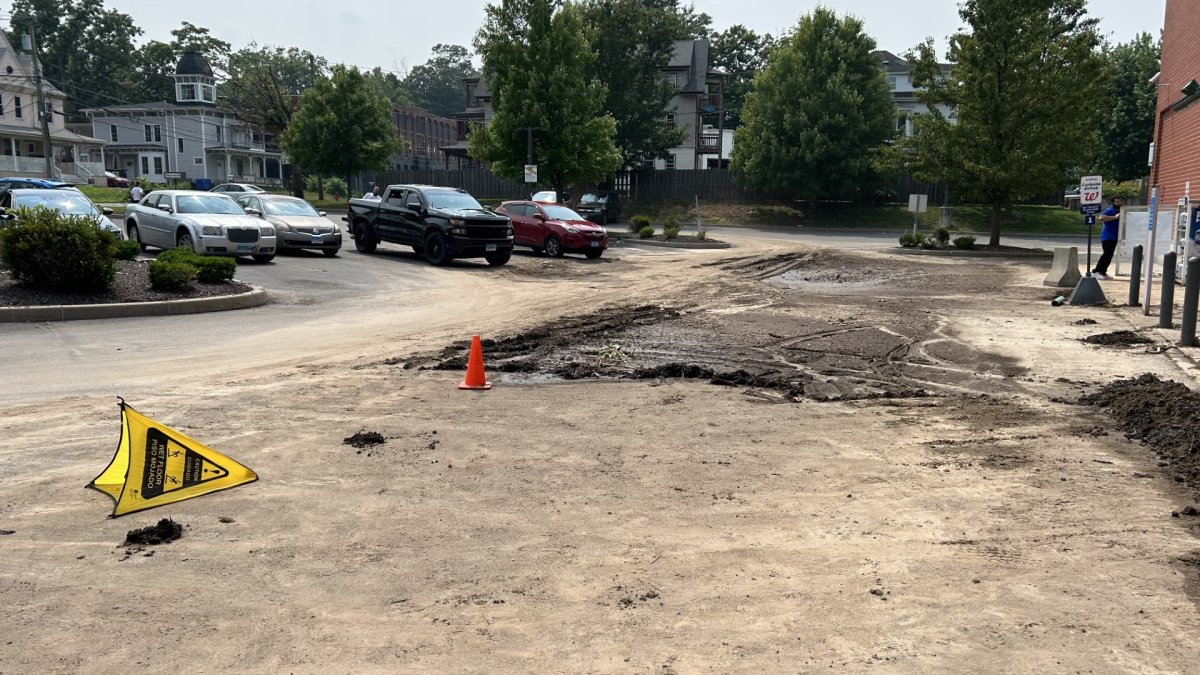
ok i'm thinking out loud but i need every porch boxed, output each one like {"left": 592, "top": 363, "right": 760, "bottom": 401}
{"left": 206, "top": 147, "right": 286, "bottom": 187}
{"left": 0, "top": 123, "right": 107, "bottom": 184}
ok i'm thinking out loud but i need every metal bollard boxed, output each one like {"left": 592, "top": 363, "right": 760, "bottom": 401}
{"left": 1160, "top": 252, "right": 1177, "bottom": 328}
{"left": 1129, "top": 245, "right": 1143, "bottom": 307}
{"left": 1181, "top": 257, "right": 1200, "bottom": 346}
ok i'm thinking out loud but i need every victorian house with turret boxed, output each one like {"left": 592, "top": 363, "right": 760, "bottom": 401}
{"left": 82, "top": 51, "right": 285, "bottom": 187}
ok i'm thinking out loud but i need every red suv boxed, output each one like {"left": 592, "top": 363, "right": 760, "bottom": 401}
{"left": 496, "top": 200, "right": 608, "bottom": 259}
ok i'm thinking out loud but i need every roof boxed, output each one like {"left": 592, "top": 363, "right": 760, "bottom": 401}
{"left": 176, "top": 51, "right": 213, "bottom": 77}
{"left": 669, "top": 40, "right": 723, "bottom": 93}
{"left": 15, "top": 53, "right": 66, "bottom": 97}
{"left": 873, "top": 50, "right": 952, "bottom": 75}
{"left": 0, "top": 122, "right": 104, "bottom": 144}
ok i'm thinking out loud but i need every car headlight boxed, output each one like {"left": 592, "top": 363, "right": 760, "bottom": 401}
{"left": 449, "top": 227, "right": 466, "bottom": 235}
{"left": 565, "top": 227, "right": 580, "bottom": 234}
{"left": 201, "top": 225, "right": 222, "bottom": 236}
{"left": 506, "top": 226, "right": 514, "bottom": 236}
{"left": 271, "top": 220, "right": 289, "bottom": 232}
{"left": 448, "top": 218, "right": 463, "bottom": 226}
{"left": 260, "top": 225, "right": 275, "bottom": 236}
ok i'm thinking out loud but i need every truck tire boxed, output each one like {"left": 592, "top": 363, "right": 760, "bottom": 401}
{"left": 424, "top": 232, "right": 452, "bottom": 266}
{"left": 354, "top": 224, "right": 377, "bottom": 253}
{"left": 485, "top": 251, "right": 511, "bottom": 266}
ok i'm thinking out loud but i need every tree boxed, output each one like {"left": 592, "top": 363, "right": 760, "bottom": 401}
{"left": 8, "top": 0, "right": 143, "bottom": 116}
{"left": 471, "top": 0, "right": 622, "bottom": 201}
{"left": 363, "top": 66, "right": 413, "bottom": 106}
{"left": 580, "top": 0, "right": 684, "bottom": 168}
{"left": 1094, "top": 32, "right": 1159, "bottom": 181}
{"left": 731, "top": 8, "right": 894, "bottom": 202}
{"left": 901, "top": 0, "right": 1106, "bottom": 248}
{"left": 133, "top": 40, "right": 179, "bottom": 102}
{"left": 404, "top": 44, "right": 474, "bottom": 117}
{"left": 709, "top": 24, "right": 775, "bottom": 129}
{"left": 281, "top": 65, "right": 402, "bottom": 187}
{"left": 644, "top": 0, "right": 712, "bottom": 39}
{"left": 168, "top": 21, "right": 231, "bottom": 74}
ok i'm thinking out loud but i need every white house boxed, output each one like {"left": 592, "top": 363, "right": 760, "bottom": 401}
{"left": 0, "top": 30, "right": 106, "bottom": 182}
{"left": 874, "top": 50, "right": 956, "bottom": 137}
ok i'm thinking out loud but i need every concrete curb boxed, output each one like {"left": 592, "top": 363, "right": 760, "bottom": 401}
{"left": 614, "top": 238, "right": 731, "bottom": 250}
{"left": 892, "top": 246, "right": 1053, "bottom": 259}
{"left": 0, "top": 287, "right": 269, "bottom": 323}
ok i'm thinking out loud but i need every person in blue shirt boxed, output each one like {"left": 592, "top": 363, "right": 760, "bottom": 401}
{"left": 1092, "top": 196, "right": 1123, "bottom": 279}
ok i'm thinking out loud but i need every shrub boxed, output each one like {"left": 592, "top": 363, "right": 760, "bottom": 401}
{"left": 696, "top": 229, "right": 707, "bottom": 241}
{"left": 0, "top": 207, "right": 117, "bottom": 292}
{"left": 629, "top": 214, "right": 651, "bottom": 235}
{"left": 933, "top": 226, "right": 951, "bottom": 246}
{"left": 304, "top": 174, "right": 321, "bottom": 192}
{"left": 325, "top": 176, "right": 348, "bottom": 199}
{"left": 898, "top": 233, "right": 916, "bottom": 247}
{"left": 156, "top": 246, "right": 236, "bottom": 282}
{"left": 114, "top": 239, "right": 142, "bottom": 260}
{"left": 953, "top": 235, "right": 977, "bottom": 250}
{"left": 919, "top": 235, "right": 940, "bottom": 250}
{"left": 638, "top": 225, "right": 655, "bottom": 239}
{"left": 148, "top": 259, "right": 198, "bottom": 290}
{"left": 155, "top": 247, "right": 197, "bottom": 265}
{"left": 663, "top": 217, "right": 680, "bottom": 239}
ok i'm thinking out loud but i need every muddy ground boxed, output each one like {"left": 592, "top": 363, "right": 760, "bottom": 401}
{"left": 3, "top": 239, "right": 1200, "bottom": 672}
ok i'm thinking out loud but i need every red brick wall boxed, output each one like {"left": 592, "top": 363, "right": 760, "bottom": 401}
{"left": 1152, "top": 0, "right": 1200, "bottom": 202}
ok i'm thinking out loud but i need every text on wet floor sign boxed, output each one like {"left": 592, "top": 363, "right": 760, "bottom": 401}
{"left": 88, "top": 402, "right": 257, "bottom": 517}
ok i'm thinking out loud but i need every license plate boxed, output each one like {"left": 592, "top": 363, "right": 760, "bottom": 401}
{"left": 486, "top": 244, "right": 497, "bottom": 252}
{"left": 237, "top": 244, "right": 253, "bottom": 252}
{"left": 311, "top": 236, "right": 323, "bottom": 244}
{"left": 590, "top": 241, "right": 600, "bottom": 248}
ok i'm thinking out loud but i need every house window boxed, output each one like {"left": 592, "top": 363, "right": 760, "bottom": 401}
{"left": 179, "top": 83, "right": 196, "bottom": 100}
{"left": 144, "top": 124, "right": 152, "bottom": 142}
{"left": 110, "top": 124, "right": 118, "bottom": 142}
{"left": 193, "top": 157, "right": 203, "bottom": 165}
{"left": 665, "top": 154, "right": 676, "bottom": 170}
{"left": 667, "top": 73, "right": 678, "bottom": 89}
{"left": 666, "top": 112, "right": 676, "bottom": 125}
{"left": 0, "top": 94, "right": 4, "bottom": 116}
{"left": 201, "top": 85, "right": 215, "bottom": 103}
{"left": 14, "top": 96, "right": 21, "bottom": 118}
{"left": 214, "top": 124, "right": 222, "bottom": 142}
{"left": 178, "top": 138, "right": 184, "bottom": 152}
{"left": 896, "top": 114, "right": 908, "bottom": 133}
{"left": 154, "top": 157, "right": 163, "bottom": 174}
{"left": 141, "top": 157, "right": 149, "bottom": 174}
{"left": 236, "top": 158, "right": 245, "bottom": 175}
{"left": 154, "top": 125, "right": 161, "bottom": 142}
{"left": 888, "top": 75, "right": 898, "bottom": 90}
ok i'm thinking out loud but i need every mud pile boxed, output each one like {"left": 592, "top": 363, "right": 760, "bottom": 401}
{"left": 124, "top": 518, "right": 183, "bottom": 545}
{"left": 1082, "top": 374, "right": 1200, "bottom": 490}
{"left": 1083, "top": 331, "right": 1153, "bottom": 346}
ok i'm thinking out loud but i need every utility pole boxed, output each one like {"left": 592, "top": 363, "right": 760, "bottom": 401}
{"left": 23, "top": 18, "right": 54, "bottom": 179}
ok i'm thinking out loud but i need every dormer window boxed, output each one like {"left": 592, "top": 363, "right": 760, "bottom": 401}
{"left": 175, "top": 75, "right": 216, "bottom": 104}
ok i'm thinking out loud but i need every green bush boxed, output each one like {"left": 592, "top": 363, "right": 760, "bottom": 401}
{"left": 696, "top": 229, "right": 707, "bottom": 241}
{"left": 114, "top": 239, "right": 142, "bottom": 260}
{"left": 953, "top": 235, "right": 977, "bottom": 250}
{"left": 663, "top": 217, "right": 680, "bottom": 239}
{"left": 325, "top": 176, "right": 348, "bottom": 199}
{"left": 898, "top": 233, "right": 917, "bottom": 247}
{"left": 933, "top": 226, "right": 951, "bottom": 246}
{"left": 0, "top": 206, "right": 117, "bottom": 292}
{"left": 304, "top": 174, "right": 321, "bottom": 192}
{"left": 155, "top": 247, "right": 196, "bottom": 264}
{"left": 638, "top": 225, "right": 655, "bottom": 239}
{"left": 629, "top": 214, "right": 651, "bottom": 235}
{"left": 148, "top": 259, "right": 198, "bottom": 290}
{"left": 919, "top": 235, "right": 940, "bottom": 250}
{"left": 156, "top": 246, "right": 236, "bottom": 282}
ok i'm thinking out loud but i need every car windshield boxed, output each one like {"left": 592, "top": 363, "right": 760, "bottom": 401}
{"left": 13, "top": 192, "right": 98, "bottom": 217}
{"left": 531, "top": 191, "right": 556, "bottom": 202}
{"left": 176, "top": 194, "right": 245, "bottom": 215}
{"left": 580, "top": 194, "right": 607, "bottom": 204}
{"left": 542, "top": 205, "right": 585, "bottom": 221}
{"left": 264, "top": 199, "right": 320, "bottom": 217}
{"left": 426, "top": 191, "right": 484, "bottom": 210}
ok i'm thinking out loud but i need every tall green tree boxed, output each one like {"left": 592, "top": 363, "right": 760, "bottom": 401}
{"left": 902, "top": 0, "right": 1106, "bottom": 247}
{"left": 404, "top": 44, "right": 474, "bottom": 117}
{"left": 281, "top": 65, "right": 403, "bottom": 185}
{"left": 363, "top": 66, "right": 413, "bottom": 106}
{"left": 709, "top": 24, "right": 775, "bottom": 129}
{"left": 581, "top": 0, "right": 684, "bottom": 168}
{"left": 168, "top": 21, "right": 231, "bottom": 71}
{"left": 1094, "top": 32, "right": 1159, "bottom": 181}
{"left": 8, "top": 0, "right": 142, "bottom": 116}
{"left": 731, "top": 8, "right": 894, "bottom": 202}
{"left": 471, "top": 0, "right": 622, "bottom": 201}
{"left": 133, "top": 40, "right": 178, "bottom": 102}
{"left": 645, "top": 0, "right": 711, "bottom": 39}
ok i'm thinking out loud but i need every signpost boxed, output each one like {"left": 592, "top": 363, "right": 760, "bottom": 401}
{"left": 1069, "top": 175, "right": 1107, "bottom": 305}
{"left": 907, "top": 193, "right": 928, "bottom": 236}
{"left": 1142, "top": 187, "right": 1160, "bottom": 314}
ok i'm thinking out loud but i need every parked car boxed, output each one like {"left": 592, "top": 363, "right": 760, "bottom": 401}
{"left": 496, "top": 200, "right": 608, "bottom": 259}
{"left": 574, "top": 191, "right": 621, "bottom": 225}
{"left": 125, "top": 190, "right": 277, "bottom": 262}
{"left": 530, "top": 190, "right": 571, "bottom": 204}
{"left": 345, "top": 184, "right": 513, "bottom": 266}
{"left": 0, "top": 176, "right": 81, "bottom": 192}
{"left": 105, "top": 171, "right": 131, "bottom": 188}
{"left": 0, "top": 188, "right": 124, "bottom": 239}
{"left": 237, "top": 194, "right": 341, "bottom": 257}
{"left": 210, "top": 183, "right": 265, "bottom": 194}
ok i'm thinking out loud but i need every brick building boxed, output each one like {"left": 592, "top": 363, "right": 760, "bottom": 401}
{"left": 1151, "top": 0, "right": 1198, "bottom": 201}
{"left": 390, "top": 105, "right": 456, "bottom": 170}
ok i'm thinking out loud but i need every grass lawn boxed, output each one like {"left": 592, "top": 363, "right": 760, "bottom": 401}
{"left": 79, "top": 185, "right": 134, "bottom": 203}
{"left": 626, "top": 200, "right": 1088, "bottom": 236}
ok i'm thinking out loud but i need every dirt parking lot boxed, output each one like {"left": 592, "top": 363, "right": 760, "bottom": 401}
{"left": 3, "top": 237, "right": 1200, "bottom": 672}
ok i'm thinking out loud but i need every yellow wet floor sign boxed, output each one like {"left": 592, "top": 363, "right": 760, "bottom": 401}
{"left": 88, "top": 401, "right": 257, "bottom": 517}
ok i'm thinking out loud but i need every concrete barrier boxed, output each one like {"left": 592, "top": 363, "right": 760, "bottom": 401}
{"left": 1043, "top": 247, "right": 1083, "bottom": 287}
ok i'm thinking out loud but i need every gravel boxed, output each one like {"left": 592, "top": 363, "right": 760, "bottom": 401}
{"left": 0, "top": 259, "right": 253, "bottom": 307}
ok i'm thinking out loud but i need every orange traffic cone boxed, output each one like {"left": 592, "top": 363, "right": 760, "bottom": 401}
{"left": 458, "top": 335, "right": 493, "bottom": 390}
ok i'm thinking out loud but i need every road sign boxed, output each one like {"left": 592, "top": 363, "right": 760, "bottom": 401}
{"left": 524, "top": 165, "right": 537, "bottom": 183}
{"left": 163, "top": 172, "right": 183, "bottom": 180}
{"left": 1080, "top": 175, "right": 1102, "bottom": 214}
{"left": 1084, "top": 214, "right": 1096, "bottom": 226}
{"left": 907, "top": 194, "right": 928, "bottom": 213}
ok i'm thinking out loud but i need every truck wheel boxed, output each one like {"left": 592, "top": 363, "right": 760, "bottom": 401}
{"left": 127, "top": 223, "right": 146, "bottom": 251}
{"left": 544, "top": 234, "right": 564, "bottom": 258}
{"left": 485, "top": 251, "right": 511, "bottom": 266}
{"left": 424, "top": 232, "right": 452, "bottom": 266}
{"left": 411, "top": 245, "right": 425, "bottom": 257}
{"left": 354, "top": 224, "right": 376, "bottom": 253}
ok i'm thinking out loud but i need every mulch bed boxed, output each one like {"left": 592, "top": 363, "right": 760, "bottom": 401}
{"left": 0, "top": 259, "right": 252, "bottom": 307}
{"left": 624, "top": 234, "right": 726, "bottom": 244}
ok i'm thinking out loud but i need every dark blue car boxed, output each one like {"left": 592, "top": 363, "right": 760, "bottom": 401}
{"left": 0, "top": 176, "right": 80, "bottom": 192}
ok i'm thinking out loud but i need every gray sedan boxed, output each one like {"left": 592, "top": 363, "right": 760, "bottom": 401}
{"left": 237, "top": 194, "right": 341, "bottom": 256}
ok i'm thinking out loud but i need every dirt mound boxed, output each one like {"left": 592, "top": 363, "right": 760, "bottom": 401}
{"left": 1083, "top": 331, "right": 1152, "bottom": 346}
{"left": 124, "top": 518, "right": 183, "bottom": 545}
{"left": 1082, "top": 374, "right": 1200, "bottom": 490}
{"left": 1073, "top": 319, "right": 1099, "bottom": 326}
{"left": 343, "top": 431, "right": 386, "bottom": 448}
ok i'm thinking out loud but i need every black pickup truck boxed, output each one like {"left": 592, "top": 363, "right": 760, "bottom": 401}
{"left": 345, "top": 185, "right": 514, "bottom": 266}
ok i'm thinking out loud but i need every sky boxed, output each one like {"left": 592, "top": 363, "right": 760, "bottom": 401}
{"left": 91, "top": 0, "right": 1164, "bottom": 73}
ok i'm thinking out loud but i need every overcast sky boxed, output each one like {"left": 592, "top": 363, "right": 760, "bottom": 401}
{"left": 94, "top": 0, "right": 1164, "bottom": 73}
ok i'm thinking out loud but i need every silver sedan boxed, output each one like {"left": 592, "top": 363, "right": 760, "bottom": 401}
{"left": 237, "top": 194, "right": 341, "bottom": 256}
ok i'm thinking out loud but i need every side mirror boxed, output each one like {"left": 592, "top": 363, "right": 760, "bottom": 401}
{"left": 102, "top": 207, "right": 113, "bottom": 216}
{"left": 244, "top": 207, "right": 261, "bottom": 216}
{"left": 158, "top": 204, "right": 173, "bottom": 213}
{"left": 535, "top": 214, "right": 546, "bottom": 221}
{"left": 318, "top": 211, "right": 327, "bottom": 217}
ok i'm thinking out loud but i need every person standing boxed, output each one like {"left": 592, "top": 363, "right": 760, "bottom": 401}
{"left": 1092, "top": 196, "right": 1123, "bottom": 279}
{"left": 129, "top": 184, "right": 144, "bottom": 203}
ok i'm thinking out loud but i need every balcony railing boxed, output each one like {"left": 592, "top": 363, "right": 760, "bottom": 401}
{"left": 698, "top": 136, "right": 721, "bottom": 152}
